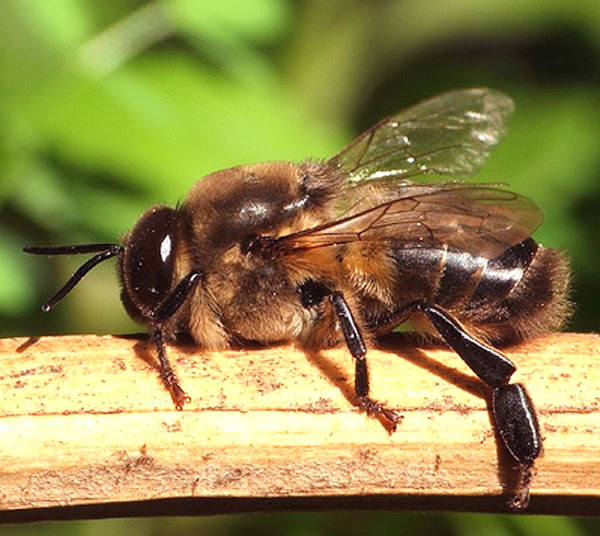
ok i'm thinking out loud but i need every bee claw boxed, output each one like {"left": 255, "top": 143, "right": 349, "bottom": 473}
{"left": 169, "top": 384, "right": 190, "bottom": 410}
{"left": 358, "top": 396, "right": 402, "bottom": 432}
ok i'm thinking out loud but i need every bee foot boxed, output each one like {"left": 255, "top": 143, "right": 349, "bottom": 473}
{"left": 507, "top": 464, "right": 533, "bottom": 510}
{"left": 160, "top": 369, "right": 190, "bottom": 409}
{"left": 358, "top": 396, "right": 402, "bottom": 432}
{"left": 170, "top": 383, "right": 191, "bottom": 410}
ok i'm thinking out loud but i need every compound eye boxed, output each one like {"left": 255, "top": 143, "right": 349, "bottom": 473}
{"left": 123, "top": 206, "right": 177, "bottom": 314}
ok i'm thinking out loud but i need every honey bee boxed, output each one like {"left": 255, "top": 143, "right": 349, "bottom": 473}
{"left": 25, "top": 88, "right": 570, "bottom": 509}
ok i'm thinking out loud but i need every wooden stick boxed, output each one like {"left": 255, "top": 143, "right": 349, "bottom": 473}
{"left": 0, "top": 332, "right": 598, "bottom": 520}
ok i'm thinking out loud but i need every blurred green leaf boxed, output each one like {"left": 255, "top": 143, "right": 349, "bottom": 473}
{"left": 478, "top": 87, "right": 600, "bottom": 250}
{"left": 11, "top": 160, "right": 79, "bottom": 233}
{"left": 0, "top": 230, "right": 36, "bottom": 315}
{"left": 165, "top": 0, "right": 291, "bottom": 83}
{"left": 509, "top": 515, "right": 586, "bottom": 536}
{"left": 166, "top": 0, "right": 289, "bottom": 43}
{"left": 450, "top": 514, "right": 516, "bottom": 536}
{"left": 19, "top": 51, "right": 344, "bottom": 205}
{"left": 16, "top": 0, "right": 94, "bottom": 52}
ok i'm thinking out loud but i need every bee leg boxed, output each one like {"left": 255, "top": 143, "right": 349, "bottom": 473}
{"left": 420, "top": 303, "right": 542, "bottom": 509}
{"left": 420, "top": 304, "right": 515, "bottom": 386}
{"left": 151, "top": 327, "right": 190, "bottom": 410}
{"left": 298, "top": 281, "right": 400, "bottom": 430}
{"left": 150, "top": 269, "right": 202, "bottom": 409}
{"left": 491, "top": 383, "right": 540, "bottom": 509}
{"left": 329, "top": 291, "right": 401, "bottom": 431}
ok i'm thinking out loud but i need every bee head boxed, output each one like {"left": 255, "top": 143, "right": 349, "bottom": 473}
{"left": 118, "top": 206, "right": 179, "bottom": 322}
{"left": 23, "top": 205, "right": 181, "bottom": 325}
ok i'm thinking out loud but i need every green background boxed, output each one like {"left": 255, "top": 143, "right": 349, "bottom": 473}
{"left": 1, "top": 0, "right": 599, "bottom": 534}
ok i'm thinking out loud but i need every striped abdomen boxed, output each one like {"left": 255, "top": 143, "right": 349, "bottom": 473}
{"left": 380, "top": 238, "right": 570, "bottom": 344}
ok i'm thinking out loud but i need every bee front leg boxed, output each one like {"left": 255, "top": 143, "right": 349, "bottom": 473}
{"left": 150, "top": 269, "right": 202, "bottom": 409}
{"left": 420, "top": 303, "right": 542, "bottom": 509}
{"left": 151, "top": 326, "right": 190, "bottom": 410}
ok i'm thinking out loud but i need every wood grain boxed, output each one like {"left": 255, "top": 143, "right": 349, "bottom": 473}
{"left": 0, "top": 332, "right": 598, "bottom": 520}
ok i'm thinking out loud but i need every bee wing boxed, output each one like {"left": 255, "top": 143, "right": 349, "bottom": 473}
{"left": 331, "top": 88, "right": 514, "bottom": 185}
{"left": 276, "top": 183, "right": 542, "bottom": 259}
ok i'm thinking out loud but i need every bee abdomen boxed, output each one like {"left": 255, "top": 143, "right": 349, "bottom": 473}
{"left": 440, "top": 238, "right": 539, "bottom": 312}
{"left": 447, "top": 238, "right": 571, "bottom": 344}
{"left": 368, "top": 239, "right": 570, "bottom": 343}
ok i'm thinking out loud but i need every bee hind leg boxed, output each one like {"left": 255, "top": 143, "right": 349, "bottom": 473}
{"left": 419, "top": 303, "right": 542, "bottom": 509}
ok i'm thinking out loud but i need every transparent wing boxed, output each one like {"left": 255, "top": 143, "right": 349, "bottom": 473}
{"left": 330, "top": 88, "right": 514, "bottom": 186}
{"left": 275, "top": 183, "right": 542, "bottom": 259}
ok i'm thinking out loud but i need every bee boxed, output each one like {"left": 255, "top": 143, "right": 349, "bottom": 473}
{"left": 25, "top": 88, "right": 570, "bottom": 509}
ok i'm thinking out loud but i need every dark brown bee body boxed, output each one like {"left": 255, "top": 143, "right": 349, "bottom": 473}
{"left": 25, "top": 88, "right": 571, "bottom": 509}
